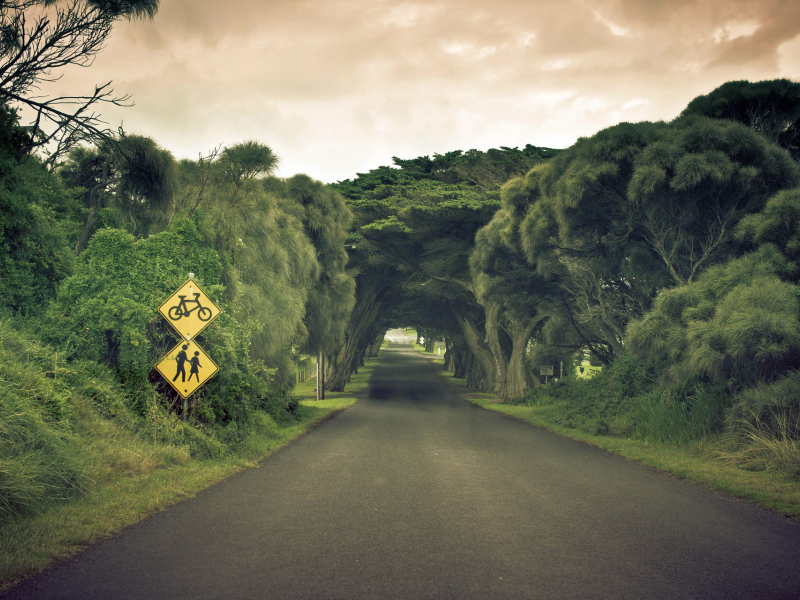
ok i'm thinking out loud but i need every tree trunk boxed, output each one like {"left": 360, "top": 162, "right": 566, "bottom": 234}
{"left": 483, "top": 302, "right": 509, "bottom": 396}
{"left": 505, "top": 324, "right": 538, "bottom": 399}
{"left": 425, "top": 336, "right": 435, "bottom": 353}
{"left": 327, "top": 288, "right": 383, "bottom": 392}
{"left": 443, "top": 336, "right": 455, "bottom": 372}
{"left": 451, "top": 304, "right": 496, "bottom": 392}
{"left": 483, "top": 302, "right": 542, "bottom": 400}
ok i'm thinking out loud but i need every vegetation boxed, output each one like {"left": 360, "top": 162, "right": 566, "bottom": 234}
{"left": 1, "top": 0, "right": 799, "bottom": 575}
{"left": 338, "top": 79, "right": 800, "bottom": 499}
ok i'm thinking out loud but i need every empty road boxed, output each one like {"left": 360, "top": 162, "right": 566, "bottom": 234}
{"left": 4, "top": 332, "right": 800, "bottom": 599}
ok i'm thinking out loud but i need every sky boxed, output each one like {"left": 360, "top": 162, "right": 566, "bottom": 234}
{"left": 42, "top": 0, "right": 800, "bottom": 183}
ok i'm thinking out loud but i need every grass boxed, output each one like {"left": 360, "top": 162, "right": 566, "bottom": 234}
{"left": 0, "top": 331, "right": 376, "bottom": 590}
{"left": 0, "top": 397, "right": 357, "bottom": 590}
{"left": 467, "top": 398, "right": 800, "bottom": 518}
{"left": 410, "top": 343, "right": 800, "bottom": 520}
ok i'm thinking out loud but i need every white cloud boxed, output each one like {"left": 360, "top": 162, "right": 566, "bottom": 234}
{"left": 541, "top": 59, "right": 571, "bottom": 72}
{"left": 592, "top": 10, "right": 630, "bottom": 37}
{"left": 24, "top": 0, "right": 800, "bottom": 183}
{"left": 442, "top": 42, "right": 498, "bottom": 60}
{"left": 713, "top": 20, "right": 761, "bottom": 43}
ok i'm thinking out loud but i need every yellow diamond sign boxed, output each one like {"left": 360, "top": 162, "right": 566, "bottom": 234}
{"left": 158, "top": 278, "right": 221, "bottom": 341}
{"left": 156, "top": 340, "right": 219, "bottom": 399}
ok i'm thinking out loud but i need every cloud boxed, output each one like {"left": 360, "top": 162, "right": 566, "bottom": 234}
{"left": 29, "top": 0, "right": 800, "bottom": 182}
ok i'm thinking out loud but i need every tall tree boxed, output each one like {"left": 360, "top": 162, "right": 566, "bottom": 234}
{"left": 59, "top": 133, "right": 177, "bottom": 250}
{"left": 682, "top": 79, "right": 800, "bottom": 161}
{"left": 172, "top": 141, "right": 321, "bottom": 389}
{"left": 517, "top": 117, "right": 800, "bottom": 362}
{"left": 277, "top": 174, "right": 355, "bottom": 389}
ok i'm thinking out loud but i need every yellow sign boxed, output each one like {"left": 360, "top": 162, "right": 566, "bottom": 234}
{"left": 156, "top": 340, "right": 219, "bottom": 399}
{"left": 158, "top": 278, "right": 220, "bottom": 341}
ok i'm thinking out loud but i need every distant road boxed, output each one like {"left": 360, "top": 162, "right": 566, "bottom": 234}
{"left": 4, "top": 333, "right": 800, "bottom": 599}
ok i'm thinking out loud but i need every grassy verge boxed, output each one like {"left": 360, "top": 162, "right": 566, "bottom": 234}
{"left": 410, "top": 347, "right": 800, "bottom": 520}
{"left": 0, "top": 398, "right": 355, "bottom": 590}
{"left": 1, "top": 349, "right": 378, "bottom": 590}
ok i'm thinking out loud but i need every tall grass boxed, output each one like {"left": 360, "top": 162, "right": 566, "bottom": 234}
{"left": 0, "top": 318, "right": 294, "bottom": 523}
{"left": 0, "top": 391, "right": 88, "bottom": 521}
{"left": 718, "top": 410, "right": 800, "bottom": 475}
{"left": 635, "top": 386, "right": 728, "bottom": 445}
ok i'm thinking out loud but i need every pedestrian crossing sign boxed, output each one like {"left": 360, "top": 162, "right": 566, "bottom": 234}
{"left": 158, "top": 278, "right": 221, "bottom": 341}
{"left": 156, "top": 340, "right": 219, "bottom": 399}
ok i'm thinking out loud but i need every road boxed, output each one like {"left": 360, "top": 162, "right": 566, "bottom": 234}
{"left": 4, "top": 331, "right": 800, "bottom": 599}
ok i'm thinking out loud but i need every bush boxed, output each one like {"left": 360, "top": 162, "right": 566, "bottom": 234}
{"left": 0, "top": 158, "right": 81, "bottom": 315}
{"left": 635, "top": 383, "right": 728, "bottom": 445}
{"left": 628, "top": 246, "right": 800, "bottom": 390}
{"left": 521, "top": 355, "right": 658, "bottom": 437}
{"left": 726, "top": 371, "right": 800, "bottom": 436}
{"left": 255, "top": 390, "right": 301, "bottom": 424}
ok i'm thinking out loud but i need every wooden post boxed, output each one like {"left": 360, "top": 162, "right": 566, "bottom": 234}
{"left": 317, "top": 351, "right": 325, "bottom": 400}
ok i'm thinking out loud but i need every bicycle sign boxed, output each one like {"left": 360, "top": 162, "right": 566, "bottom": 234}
{"left": 158, "top": 277, "right": 221, "bottom": 340}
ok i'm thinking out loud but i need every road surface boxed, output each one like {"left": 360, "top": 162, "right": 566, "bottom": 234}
{"left": 4, "top": 331, "right": 800, "bottom": 599}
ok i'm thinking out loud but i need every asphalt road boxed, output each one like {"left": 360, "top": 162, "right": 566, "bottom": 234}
{"left": 4, "top": 332, "right": 800, "bottom": 599}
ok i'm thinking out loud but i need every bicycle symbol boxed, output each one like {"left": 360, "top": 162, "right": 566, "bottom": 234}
{"left": 167, "top": 293, "right": 213, "bottom": 322}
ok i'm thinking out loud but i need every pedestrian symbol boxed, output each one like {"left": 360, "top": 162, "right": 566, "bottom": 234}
{"left": 158, "top": 278, "right": 221, "bottom": 340}
{"left": 156, "top": 340, "right": 219, "bottom": 399}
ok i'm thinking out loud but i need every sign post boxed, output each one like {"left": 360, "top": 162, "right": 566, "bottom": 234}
{"left": 155, "top": 274, "right": 221, "bottom": 420}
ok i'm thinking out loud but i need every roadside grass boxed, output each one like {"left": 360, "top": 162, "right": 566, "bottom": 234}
{"left": 410, "top": 347, "right": 800, "bottom": 520}
{"left": 0, "top": 324, "right": 375, "bottom": 590}
{"left": 408, "top": 332, "right": 446, "bottom": 366}
{"left": 293, "top": 355, "right": 378, "bottom": 401}
{"left": 0, "top": 398, "right": 355, "bottom": 590}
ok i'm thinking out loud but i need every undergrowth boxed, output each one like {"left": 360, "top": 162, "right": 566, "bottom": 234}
{"left": 516, "top": 356, "right": 800, "bottom": 479}
{"left": 0, "top": 317, "right": 302, "bottom": 524}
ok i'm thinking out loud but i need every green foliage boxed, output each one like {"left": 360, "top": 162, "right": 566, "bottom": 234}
{"left": 521, "top": 355, "right": 659, "bottom": 438}
{"left": 520, "top": 354, "right": 728, "bottom": 445}
{"left": 173, "top": 144, "right": 321, "bottom": 387}
{"left": 682, "top": 79, "right": 800, "bottom": 160}
{"left": 726, "top": 371, "right": 800, "bottom": 438}
{"left": 59, "top": 134, "right": 179, "bottom": 245}
{"left": 736, "top": 188, "right": 800, "bottom": 262}
{"left": 281, "top": 175, "right": 355, "bottom": 356}
{"left": 218, "top": 140, "right": 278, "bottom": 184}
{"left": 628, "top": 246, "right": 800, "bottom": 390}
{"left": 0, "top": 389, "right": 88, "bottom": 522}
{"left": 635, "top": 385, "right": 729, "bottom": 445}
{"left": 0, "top": 158, "right": 81, "bottom": 314}
{"left": 333, "top": 145, "right": 558, "bottom": 198}
{"left": 254, "top": 390, "right": 301, "bottom": 424}
{"left": 47, "top": 217, "right": 222, "bottom": 386}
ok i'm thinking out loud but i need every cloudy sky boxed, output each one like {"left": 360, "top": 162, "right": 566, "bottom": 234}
{"left": 45, "top": 0, "right": 800, "bottom": 182}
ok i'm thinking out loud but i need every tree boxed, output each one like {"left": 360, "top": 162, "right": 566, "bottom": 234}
{"left": 470, "top": 174, "right": 562, "bottom": 398}
{"left": 682, "top": 79, "right": 800, "bottom": 161}
{"left": 277, "top": 174, "right": 355, "bottom": 390}
{"left": 59, "top": 133, "right": 177, "bottom": 250}
{"left": 0, "top": 107, "right": 80, "bottom": 313}
{"left": 517, "top": 117, "right": 800, "bottom": 361}
{"left": 172, "top": 141, "right": 322, "bottom": 390}
{"left": 627, "top": 245, "right": 800, "bottom": 391}
{"left": 0, "top": 0, "right": 159, "bottom": 165}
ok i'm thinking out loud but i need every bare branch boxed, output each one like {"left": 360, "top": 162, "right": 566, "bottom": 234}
{"left": 0, "top": 0, "right": 157, "bottom": 162}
